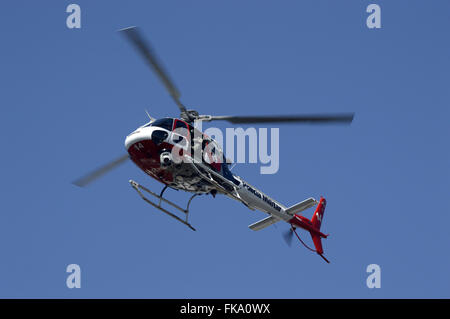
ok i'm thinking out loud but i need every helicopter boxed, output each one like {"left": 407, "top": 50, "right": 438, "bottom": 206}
{"left": 73, "top": 26, "right": 354, "bottom": 263}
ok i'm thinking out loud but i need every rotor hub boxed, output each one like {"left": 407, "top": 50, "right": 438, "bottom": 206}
{"left": 180, "top": 109, "right": 199, "bottom": 123}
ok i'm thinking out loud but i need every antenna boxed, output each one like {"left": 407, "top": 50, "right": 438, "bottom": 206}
{"left": 145, "top": 110, "right": 152, "bottom": 120}
{"left": 145, "top": 109, "right": 156, "bottom": 123}
{"left": 137, "top": 109, "right": 156, "bottom": 129}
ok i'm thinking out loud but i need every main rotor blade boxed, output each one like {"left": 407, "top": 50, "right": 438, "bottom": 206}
{"left": 119, "top": 26, "right": 186, "bottom": 113}
{"left": 73, "top": 154, "right": 129, "bottom": 187}
{"left": 206, "top": 113, "right": 354, "bottom": 124}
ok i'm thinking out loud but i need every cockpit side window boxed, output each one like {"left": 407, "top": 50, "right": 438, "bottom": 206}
{"left": 173, "top": 119, "right": 190, "bottom": 137}
{"left": 174, "top": 119, "right": 188, "bottom": 130}
{"left": 151, "top": 118, "right": 173, "bottom": 131}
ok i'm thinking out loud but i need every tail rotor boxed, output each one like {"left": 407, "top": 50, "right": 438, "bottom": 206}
{"left": 282, "top": 226, "right": 294, "bottom": 247}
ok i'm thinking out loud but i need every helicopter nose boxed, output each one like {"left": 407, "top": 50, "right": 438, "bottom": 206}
{"left": 125, "top": 129, "right": 143, "bottom": 150}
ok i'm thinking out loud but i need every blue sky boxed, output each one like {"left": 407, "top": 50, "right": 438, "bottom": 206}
{"left": 0, "top": 1, "right": 449, "bottom": 298}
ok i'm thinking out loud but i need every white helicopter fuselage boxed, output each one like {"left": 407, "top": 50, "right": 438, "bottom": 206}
{"left": 124, "top": 117, "right": 293, "bottom": 221}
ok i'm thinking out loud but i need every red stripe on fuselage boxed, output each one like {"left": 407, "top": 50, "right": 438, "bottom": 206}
{"left": 127, "top": 139, "right": 174, "bottom": 184}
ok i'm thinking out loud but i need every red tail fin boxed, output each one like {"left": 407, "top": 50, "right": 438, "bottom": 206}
{"left": 311, "top": 234, "right": 323, "bottom": 254}
{"left": 311, "top": 197, "right": 330, "bottom": 263}
{"left": 310, "top": 233, "right": 330, "bottom": 263}
{"left": 311, "top": 197, "right": 326, "bottom": 230}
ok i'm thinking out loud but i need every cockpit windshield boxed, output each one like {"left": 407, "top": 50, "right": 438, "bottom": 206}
{"left": 148, "top": 118, "right": 173, "bottom": 131}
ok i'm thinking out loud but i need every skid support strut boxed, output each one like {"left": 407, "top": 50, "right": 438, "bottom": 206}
{"left": 129, "top": 179, "right": 197, "bottom": 231}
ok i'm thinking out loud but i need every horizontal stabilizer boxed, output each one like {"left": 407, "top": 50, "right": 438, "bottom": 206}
{"left": 285, "top": 198, "right": 317, "bottom": 215}
{"left": 249, "top": 215, "right": 280, "bottom": 231}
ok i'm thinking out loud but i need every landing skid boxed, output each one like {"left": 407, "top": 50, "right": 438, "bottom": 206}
{"left": 129, "top": 179, "right": 198, "bottom": 231}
